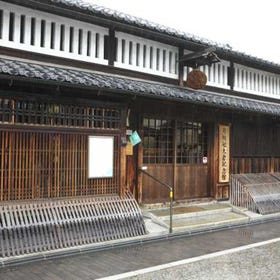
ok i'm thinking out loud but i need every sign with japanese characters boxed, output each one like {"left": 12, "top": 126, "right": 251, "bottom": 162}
{"left": 218, "top": 125, "right": 230, "bottom": 183}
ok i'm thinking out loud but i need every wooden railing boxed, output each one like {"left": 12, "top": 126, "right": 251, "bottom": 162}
{"left": 234, "top": 64, "right": 280, "bottom": 99}
{"left": 0, "top": 1, "right": 108, "bottom": 65}
{"left": 115, "top": 31, "right": 179, "bottom": 79}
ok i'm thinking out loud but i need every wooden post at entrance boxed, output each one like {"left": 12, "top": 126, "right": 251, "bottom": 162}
{"left": 137, "top": 134, "right": 143, "bottom": 205}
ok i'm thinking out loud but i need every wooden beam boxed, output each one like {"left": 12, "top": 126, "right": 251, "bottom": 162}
{"left": 108, "top": 28, "right": 116, "bottom": 66}
{"left": 178, "top": 47, "right": 184, "bottom": 86}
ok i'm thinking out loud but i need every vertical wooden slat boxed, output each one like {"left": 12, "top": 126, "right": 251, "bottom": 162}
{"left": 7, "top": 131, "right": 12, "bottom": 200}
{"left": 47, "top": 133, "right": 52, "bottom": 198}
{"left": 0, "top": 106, "right": 121, "bottom": 201}
{"left": 30, "top": 133, "right": 35, "bottom": 199}
{"left": 0, "top": 131, "right": 4, "bottom": 201}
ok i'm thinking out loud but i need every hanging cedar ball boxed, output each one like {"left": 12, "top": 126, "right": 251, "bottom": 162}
{"left": 186, "top": 68, "right": 207, "bottom": 89}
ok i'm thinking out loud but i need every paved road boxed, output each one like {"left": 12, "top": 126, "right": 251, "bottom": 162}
{"left": 117, "top": 239, "right": 280, "bottom": 280}
{"left": 0, "top": 221, "right": 280, "bottom": 280}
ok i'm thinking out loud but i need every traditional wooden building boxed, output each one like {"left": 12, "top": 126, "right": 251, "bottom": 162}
{"left": 1, "top": 0, "right": 280, "bottom": 257}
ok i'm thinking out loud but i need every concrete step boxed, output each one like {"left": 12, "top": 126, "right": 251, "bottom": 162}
{"left": 165, "top": 211, "right": 249, "bottom": 232}
{"left": 150, "top": 203, "right": 232, "bottom": 221}
{"left": 143, "top": 202, "right": 249, "bottom": 234}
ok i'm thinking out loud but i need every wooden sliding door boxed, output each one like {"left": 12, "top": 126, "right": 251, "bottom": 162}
{"left": 141, "top": 117, "right": 209, "bottom": 203}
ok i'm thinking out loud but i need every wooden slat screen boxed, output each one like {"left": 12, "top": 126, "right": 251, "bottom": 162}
{"left": 0, "top": 130, "right": 120, "bottom": 201}
{"left": 231, "top": 157, "right": 280, "bottom": 174}
{"left": 0, "top": 98, "right": 120, "bottom": 129}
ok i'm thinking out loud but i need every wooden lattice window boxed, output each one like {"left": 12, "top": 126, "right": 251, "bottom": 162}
{"left": 0, "top": 98, "right": 120, "bottom": 129}
{"left": 0, "top": 99, "right": 13, "bottom": 122}
{"left": 143, "top": 118, "right": 173, "bottom": 164}
{"left": 176, "top": 122, "right": 207, "bottom": 164}
{"left": 0, "top": 130, "right": 120, "bottom": 201}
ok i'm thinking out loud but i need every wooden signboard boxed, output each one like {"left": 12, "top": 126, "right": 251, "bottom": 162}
{"left": 218, "top": 125, "right": 230, "bottom": 183}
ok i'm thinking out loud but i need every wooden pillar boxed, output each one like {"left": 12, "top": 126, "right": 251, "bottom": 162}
{"left": 178, "top": 47, "right": 184, "bottom": 86}
{"left": 207, "top": 123, "right": 215, "bottom": 198}
{"left": 120, "top": 107, "right": 127, "bottom": 197}
{"left": 137, "top": 139, "right": 143, "bottom": 204}
{"left": 108, "top": 27, "right": 116, "bottom": 66}
{"left": 173, "top": 120, "right": 177, "bottom": 199}
{"left": 228, "top": 61, "right": 235, "bottom": 90}
{"left": 270, "top": 157, "right": 275, "bottom": 173}
{"left": 212, "top": 123, "right": 219, "bottom": 199}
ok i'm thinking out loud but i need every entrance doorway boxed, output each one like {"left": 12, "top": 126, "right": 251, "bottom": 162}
{"left": 141, "top": 117, "right": 209, "bottom": 203}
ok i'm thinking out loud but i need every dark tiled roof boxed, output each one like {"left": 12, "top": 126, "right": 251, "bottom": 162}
{"left": 47, "top": 0, "right": 280, "bottom": 69}
{"left": 0, "top": 57, "right": 280, "bottom": 116}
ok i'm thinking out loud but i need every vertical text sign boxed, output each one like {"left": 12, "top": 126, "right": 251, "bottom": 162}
{"left": 218, "top": 125, "right": 230, "bottom": 183}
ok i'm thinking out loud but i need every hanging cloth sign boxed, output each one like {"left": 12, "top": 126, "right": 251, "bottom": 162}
{"left": 129, "top": 131, "right": 141, "bottom": 146}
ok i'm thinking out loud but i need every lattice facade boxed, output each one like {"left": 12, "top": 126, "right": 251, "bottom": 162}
{"left": 0, "top": 98, "right": 122, "bottom": 201}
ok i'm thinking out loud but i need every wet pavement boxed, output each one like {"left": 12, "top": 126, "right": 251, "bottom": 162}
{"left": 0, "top": 220, "right": 280, "bottom": 279}
{"left": 123, "top": 239, "right": 280, "bottom": 280}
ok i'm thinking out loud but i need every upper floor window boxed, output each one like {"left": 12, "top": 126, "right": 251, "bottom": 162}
{"left": 0, "top": 98, "right": 120, "bottom": 130}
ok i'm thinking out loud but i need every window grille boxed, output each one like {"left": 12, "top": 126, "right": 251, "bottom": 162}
{"left": 176, "top": 122, "right": 207, "bottom": 164}
{"left": 0, "top": 98, "right": 120, "bottom": 129}
{"left": 143, "top": 118, "right": 207, "bottom": 164}
{"left": 143, "top": 118, "right": 173, "bottom": 164}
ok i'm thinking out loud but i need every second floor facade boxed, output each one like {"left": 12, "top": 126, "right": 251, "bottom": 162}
{"left": 0, "top": 0, "right": 280, "bottom": 101}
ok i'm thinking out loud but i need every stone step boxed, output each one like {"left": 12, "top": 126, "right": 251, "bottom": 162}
{"left": 143, "top": 203, "right": 250, "bottom": 234}
{"left": 147, "top": 203, "right": 232, "bottom": 221}
{"left": 165, "top": 211, "right": 249, "bottom": 232}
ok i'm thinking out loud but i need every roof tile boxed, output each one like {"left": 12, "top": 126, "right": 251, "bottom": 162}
{"left": 0, "top": 57, "right": 280, "bottom": 116}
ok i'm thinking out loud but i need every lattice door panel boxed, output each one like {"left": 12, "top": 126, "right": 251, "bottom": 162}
{"left": 0, "top": 130, "right": 120, "bottom": 201}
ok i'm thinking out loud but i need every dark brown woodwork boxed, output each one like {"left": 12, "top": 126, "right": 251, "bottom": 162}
{"left": 175, "top": 164, "right": 208, "bottom": 199}
{"left": 0, "top": 129, "right": 121, "bottom": 201}
{"left": 142, "top": 164, "right": 173, "bottom": 203}
{"left": 231, "top": 157, "right": 280, "bottom": 174}
{"left": 228, "top": 62, "right": 235, "bottom": 90}
{"left": 0, "top": 96, "right": 125, "bottom": 201}
{"left": 137, "top": 133, "right": 144, "bottom": 204}
{"left": 212, "top": 123, "right": 219, "bottom": 199}
{"left": 178, "top": 47, "right": 184, "bottom": 86}
{"left": 108, "top": 28, "right": 116, "bottom": 66}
